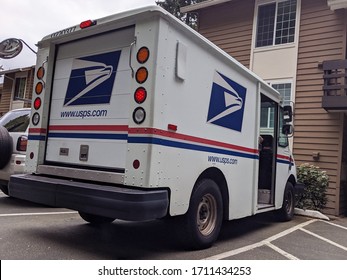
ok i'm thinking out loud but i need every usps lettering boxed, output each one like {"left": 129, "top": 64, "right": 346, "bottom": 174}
{"left": 64, "top": 51, "right": 121, "bottom": 106}
{"left": 207, "top": 71, "right": 247, "bottom": 132}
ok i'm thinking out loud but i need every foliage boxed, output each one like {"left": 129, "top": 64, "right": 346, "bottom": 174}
{"left": 156, "top": 0, "right": 205, "bottom": 29}
{"left": 296, "top": 163, "right": 329, "bottom": 211}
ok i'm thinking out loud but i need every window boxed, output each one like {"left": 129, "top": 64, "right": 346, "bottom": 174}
{"left": 256, "top": 3, "right": 276, "bottom": 47}
{"left": 260, "top": 96, "right": 289, "bottom": 148}
{"left": 261, "top": 104, "right": 275, "bottom": 129}
{"left": 256, "top": 0, "right": 297, "bottom": 47}
{"left": 260, "top": 95, "right": 277, "bottom": 135}
{"left": 14, "top": 77, "right": 26, "bottom": 100}
{"left": 272, "top": 82, "right": 291, "bottom": 105}
{"left": 261, "top": 82, "right": 292, "bottom": 129}
{"left": 0, "top": 109, "right": 30, "bottom": 132}
{"left": 275, "top": 0, "right": 297, "bottom": 45}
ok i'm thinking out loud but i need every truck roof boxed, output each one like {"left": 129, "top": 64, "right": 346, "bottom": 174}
{"left": 38, "top": 5, "right": 281, "bottom": 103}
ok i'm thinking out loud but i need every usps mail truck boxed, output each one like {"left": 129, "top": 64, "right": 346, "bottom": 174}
{"left": 9, "top": 6, "right": 303, "bottom": 249}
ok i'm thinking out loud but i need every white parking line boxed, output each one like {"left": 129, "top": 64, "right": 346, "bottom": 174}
{"left": 265, "top": 242, "right": 299, "bottom": 260}
{"left": 204, "top": 219, "right": 317, "bottom": 260}
{"left": 324, "top": 220, "right": 347, "bottom": 231}
{"left": 0, "top": 211, "right": 77, "bottom": 217}
{"left": 300, "top": 228, "right": 347, "bottom": 251}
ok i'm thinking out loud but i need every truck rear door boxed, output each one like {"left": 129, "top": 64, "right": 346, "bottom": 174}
{"left": 45, "top": 27, "right": 135, "bottom": 171}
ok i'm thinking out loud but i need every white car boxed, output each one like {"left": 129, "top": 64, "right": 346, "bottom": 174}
{"left": 0, "top": 108, "right": 30, "bottom": 195}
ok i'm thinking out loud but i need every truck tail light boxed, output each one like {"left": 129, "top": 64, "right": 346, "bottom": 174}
{"left": 32, "top": 112, "right": 40, "bottom": 126}
{"left": 133, "top": 107, "right": 146, "bottom": 124}
{"left": 80, "top": 20, "right": 96, "bottom": 29}
{"left": 35, "top": 82, "right": 44, "bottom": 94}
{"left": 168, "top": 124, "right": 178, "bottom": 131}
{"left": 137, "top": 47, "right": 150, "bottom": 64}
{"left": 133, "top": 159, "right": 140, "bottom": 169}
{"left": 17, "top": 135, "right": 28, "bottom": 152}
{"left": 33, "top": 64, "right": 44, "bottom": 126}
{"left": 135, "top": 67, "right": 148, "bottom": 84}
{"left": 134, "top": 87, "right": 147, "bottom": 104}
{"left": 133, "top": 47, "right": 149, "bottom": 125}
{"left": 34, "top": 97, "right": 42, "bottom": 110}
{"left": 37, "top": 67, "right": 45, "bottom": 79}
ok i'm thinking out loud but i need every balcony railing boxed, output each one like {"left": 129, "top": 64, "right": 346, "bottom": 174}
{"left": 322, "top": 59, "right": 347, "bottom": 111}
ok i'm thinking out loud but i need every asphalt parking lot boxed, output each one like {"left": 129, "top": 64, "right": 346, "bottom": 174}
{"left": 208, "top": 218, "right": 347, "bottom": 260}
{"left": 0, "top": 191, "right": 347, "bottom": 260}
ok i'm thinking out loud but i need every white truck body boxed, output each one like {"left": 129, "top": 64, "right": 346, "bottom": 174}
{"left": 9, "top": 6, "right": 303, "bottom": 249}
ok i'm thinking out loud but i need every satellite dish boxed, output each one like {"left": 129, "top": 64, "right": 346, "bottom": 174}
{"left": 0, "top": 38, "right": 23, "bottom": 59}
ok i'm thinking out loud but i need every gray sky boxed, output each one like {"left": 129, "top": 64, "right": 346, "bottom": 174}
{"left": 0, "top": 0, "right": 157, "bottom": 72}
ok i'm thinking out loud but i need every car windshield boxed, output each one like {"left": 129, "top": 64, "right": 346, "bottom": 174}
{"left": 0, "top": 110, "right": 30, "bottom": 132}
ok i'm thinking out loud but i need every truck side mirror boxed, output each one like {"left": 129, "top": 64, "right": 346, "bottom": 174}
{"left": 283, "top": 105, "right": 293, "bottom": 123}
{"left": 282, "top": 124, "right": 294, "bottom": 136}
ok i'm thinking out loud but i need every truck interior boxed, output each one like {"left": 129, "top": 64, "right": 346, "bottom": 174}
{"left": 258, "top": 94, "right": 278, "bottom": 208}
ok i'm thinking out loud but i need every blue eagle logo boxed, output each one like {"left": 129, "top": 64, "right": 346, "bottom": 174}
{"left": 64, "top": 51, "right": 121, "bottom": 106}
{"left": 207, "top": 71, "right": 247, "bottom": 132}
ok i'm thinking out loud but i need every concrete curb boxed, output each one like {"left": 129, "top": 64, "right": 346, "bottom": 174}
{"left": 294, "top": 208, "right": 330, "bottom": 220}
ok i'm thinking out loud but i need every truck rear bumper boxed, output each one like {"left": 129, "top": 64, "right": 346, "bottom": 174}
{"left": 9, "top": 174, "right": 169, "bottom": 221}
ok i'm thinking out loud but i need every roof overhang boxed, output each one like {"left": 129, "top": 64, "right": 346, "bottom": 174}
{"left": 0, "top": 66, "right": 34, "bottom": 76}
{"left": 181, "top": 0, "right": 232, "bottom": 13}
{"left": 327, "top": 0, "right": 347, "bottom": 10}
{"left": 181, "top": 0, "right": 347, "bottom": 12}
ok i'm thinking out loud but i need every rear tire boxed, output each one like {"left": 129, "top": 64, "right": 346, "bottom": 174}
{"left": 277, "top": 182, "right": 295, "bottom": 222}
{"left": 0, "top": 126, "right": 12, "bottom": 169}
{"left": 79, "top": 212, "right": 115, "bottom": 224}
{"left": 177, "top": 179, "right": 223, "bottom": 250}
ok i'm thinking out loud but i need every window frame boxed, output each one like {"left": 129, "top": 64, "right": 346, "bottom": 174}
{"left": 261, "top": 80, "right": 293, "bottom": 129}
{"left": 12, "top": 72, "right": 28, "bottom": 101}
{"left": 271, "top": 82, "right": 292, "bottom": 105}
{"left": 255, "top": 0, "right": 298, "bottom": 48}
{"left": 267, "top": 80, "right": 293, "bottom": 105}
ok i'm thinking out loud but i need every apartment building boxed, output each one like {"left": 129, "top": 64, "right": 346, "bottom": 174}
{"left": 0, "top": 66, "right": 34, "bottom": 116}
{"left": 182, "top": 0, "right": 347, "bottom": 215}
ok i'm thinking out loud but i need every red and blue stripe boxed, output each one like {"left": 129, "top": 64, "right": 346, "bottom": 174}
{"left": 28, "top": 125, "right": 292, "bottom": 164}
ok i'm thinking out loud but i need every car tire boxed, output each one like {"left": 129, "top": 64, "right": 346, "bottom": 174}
{"left": 176, "top": 179, "right": 223, "bottom": 250}
{"left": 78, "top": 211, "right": 115, "bottom": 224}
{"left": 276, "top": 182, "right": 295, "bottom": 222}
{"left": 0, "top": 126, "right": 12, "bottom": 170}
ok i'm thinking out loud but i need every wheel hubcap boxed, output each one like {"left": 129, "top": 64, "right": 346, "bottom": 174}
{"left": 197, "top": 194, "right": 217, "bottom": 236}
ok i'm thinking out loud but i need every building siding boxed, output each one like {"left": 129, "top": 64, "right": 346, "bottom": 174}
{"left": 198, "top": 0, "right": 254, "bottom": 68}
{"left": 294, "top": 0, "right": 347, "bottom": 215}
{"left": 25, "top": 68, "right": 34, "bottom": 107}
{"left": 0, "top": 73, "right": 14, "bottom": 115}
{"left": 0, "top": 68, "right": 34, "bottom": 115}
{"left": 341, "top": 115, "right": 347, "bottom": 214}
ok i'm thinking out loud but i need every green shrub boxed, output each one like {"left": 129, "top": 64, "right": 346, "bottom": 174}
{"left": 296, "top": 163, "right": 329, "bottom": 211}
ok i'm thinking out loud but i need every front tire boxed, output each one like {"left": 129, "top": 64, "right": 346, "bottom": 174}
{"left": 277, "top": 182, "right": 295, "bottom": 221}
{"left": 177, "top": 179, "right": 223, "bottom": 250}
{"left": 79, "top": 211, "right": 115, "bottom": 224}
